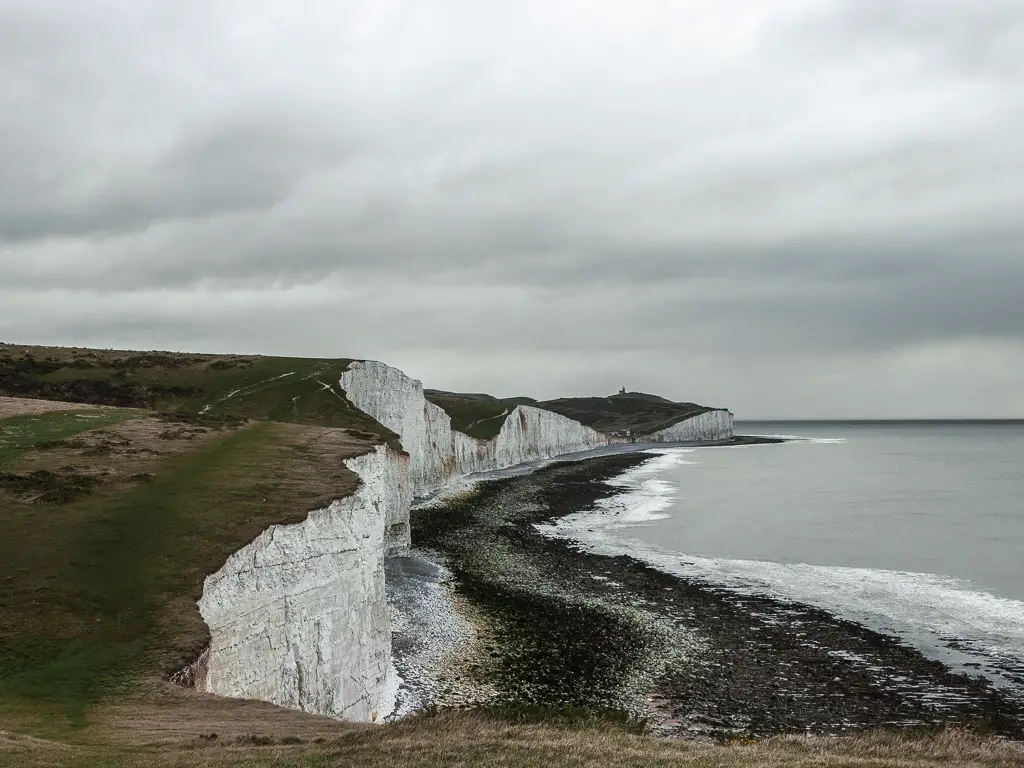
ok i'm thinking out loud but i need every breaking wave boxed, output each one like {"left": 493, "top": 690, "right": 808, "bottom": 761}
{"left": 580, "top": 448, "right": 695, "bottom": 527}
{"left": 745, "top": 433, "right": 847, "bottom": 444}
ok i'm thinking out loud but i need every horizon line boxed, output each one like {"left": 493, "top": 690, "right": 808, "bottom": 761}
{"left": 735, "top": 418, "right": 1024, "bottom": 423}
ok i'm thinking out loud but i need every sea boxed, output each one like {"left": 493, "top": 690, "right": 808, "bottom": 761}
{"left": 543, "top": 421, "right": 1024, "bottom": 699}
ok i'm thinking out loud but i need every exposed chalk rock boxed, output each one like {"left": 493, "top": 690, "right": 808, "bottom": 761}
{"left": 339, "top": 360, "right": 617, "bottom": 492}
{"left": 640, "top": 409, "right": 734, "bottom": 443}
{"left": 198, "top": 444, "right": 410, "bottom": 722}
{"left": 197, "top": 360, "right": 732, "bottom": 723}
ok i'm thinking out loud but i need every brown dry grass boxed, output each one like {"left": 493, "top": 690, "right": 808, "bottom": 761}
{"left": 90, "top": 686, "right": 363, "bottom": 747}
{"left": 261, "top": 422, "right": 371, "bottom": 512}
{"left": 0, "top": 343, "right": 262, "bottom": 373}
{"left": 0, "top": 396, "right": 106, "bottom": 418}
{"left": 3, "top": 713, "right": 1023, "bottom": 767}
{"left": 4, "top": 414, "right": 233, "bottom": 489}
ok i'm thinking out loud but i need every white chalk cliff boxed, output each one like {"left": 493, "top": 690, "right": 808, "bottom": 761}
{"left": 338, "top": 360, "right": 617, "bottom": 493}
{"left": 640, "top": 409, "right": 734, "bottom": 443}
{"left": 196, "top": 360, "right": 733, "bottom": 722}
{"left": 197, "top": 444, "right": 410, "bottom": 722}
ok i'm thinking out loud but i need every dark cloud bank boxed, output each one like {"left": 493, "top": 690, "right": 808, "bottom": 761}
{"left": 2, "top": 0, "right": 1022, "bottom": 418}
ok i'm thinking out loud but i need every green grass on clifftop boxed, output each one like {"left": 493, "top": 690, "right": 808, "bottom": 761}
{"left": 0, "top": 344, "right": 396, "bottom": 442}
{"left": 424, "top": 390, "right": 536, "bottom": 440}
{"left": 0, "top": 410, "right": 140, "bottom": 466}
{"left": 0, "top": 344, "right": 392, "bottom": 741}
{"left": 424, "top": 386, "right": 722, "bottom": 441}
{"left": 0, "top": 410, "right": 373, "bottom": 733}
{"left": 537, "top": 392, "right": 716, "bottom": 435}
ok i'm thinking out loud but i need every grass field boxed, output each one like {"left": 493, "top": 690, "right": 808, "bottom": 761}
{"left": 3, "top": 713, "right": 1023, "bottom": 767}
{"left": 0, "top": 344, "right": 397, "bottom": 442}
{"left": 0, "top": 408, "right": 373, "bottom": 733}
{"left": 0, "top": 409, "right": 141, "bottom": 466}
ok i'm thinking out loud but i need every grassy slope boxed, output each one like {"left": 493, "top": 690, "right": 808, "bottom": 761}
{"left": 0, "top": 344, "right": 393, "bottom": 743}
{"left": 0, "top": 416, "right": 371, "bottom": 731}
{"left": 425, "top": 389, "right": 721, "bottom": 441}
{"left": 537, "top": 392, "right": 715, "bottom": 435}
{"left": 423, "top": 390, "right": 535, "bottom": 439}
{"left": 0, "top": 344, "right": 397, "bottom": 442}
{"left": 0, "top": 410, "right": 140, "bottom": 466}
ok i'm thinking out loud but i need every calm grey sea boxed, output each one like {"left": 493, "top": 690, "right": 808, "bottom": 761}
{"left": 546, "top": 421, "right": 1024, "bottom": 695}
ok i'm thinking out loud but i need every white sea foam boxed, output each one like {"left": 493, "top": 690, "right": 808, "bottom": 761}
{"left": 540, "top": 449, "right": 1024, "bottom": 697}
{"left": 535, "top": 448, "right": 690, "bottom": 533}
{"left": 747, "top": 433, "right": 847, "bottom": 444}
{"left": 579, "top": 448, "right": 694, "bottom": 527}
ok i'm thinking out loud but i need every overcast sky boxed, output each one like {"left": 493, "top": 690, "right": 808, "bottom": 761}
{"left": 1, "top": 1, "right": 1022, "bottom": 418}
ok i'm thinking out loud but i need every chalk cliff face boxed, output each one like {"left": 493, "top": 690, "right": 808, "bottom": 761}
{"left": 641, "top": 409, "right": 734, "bottom": 443}
{"left": 339, "top": 360, "right": 616, "bottom": 492}
{"left": 198, "top": 444, "right": 410, "bottom": 722}
{"left": 197, "top": 360, "right": 732, "bottom": 724}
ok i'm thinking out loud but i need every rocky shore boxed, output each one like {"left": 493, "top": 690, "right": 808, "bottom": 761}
{"left": 395, "top": 453, "right": 1024, "bottom": 739}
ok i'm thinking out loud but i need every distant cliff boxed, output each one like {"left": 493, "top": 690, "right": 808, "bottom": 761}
{"left": 341, "top": 361, "right": 618, "bottom": 495}
{"left": 640, "top": 409, "right": 734, "bottom": 442}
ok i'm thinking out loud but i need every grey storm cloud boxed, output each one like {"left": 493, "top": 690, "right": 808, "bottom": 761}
{"left": 1, "top": 0, "right": 1023, "bottom": 418}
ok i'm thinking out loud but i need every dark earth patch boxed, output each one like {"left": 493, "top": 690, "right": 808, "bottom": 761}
{"left": 0, "top": 468, "right": 103, "bottom": 504}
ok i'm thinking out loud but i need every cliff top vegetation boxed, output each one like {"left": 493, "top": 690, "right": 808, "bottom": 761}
{"left": 3, "top": 709, "right": 1022, "bottom": 767}
{"left": 0, "top": 343, "right": 397, "bottom": 443}
{"left": 423, "top": 388, "right": 722, "bottom": 440}
{"left": 3, "top": 344, "right": 720, "bottom": 444}
{"left": 0, "top": 344, "right": 388, "bottom": 747}
{"left": 537, "top": 392, "right": 717, "bottom": 435}
{"left": 0, "top": 398, "right": 375, "bottom": 739}
{"left": 423, "top": 389, "right": 537, "bottom": 439}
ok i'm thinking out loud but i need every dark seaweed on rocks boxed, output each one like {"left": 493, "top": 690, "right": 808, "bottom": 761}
{"left": 413, "top": 455, "right": 1024, "bottom": 740}
{"left": 414, "top": 455, "right": 658, "bottom": 714}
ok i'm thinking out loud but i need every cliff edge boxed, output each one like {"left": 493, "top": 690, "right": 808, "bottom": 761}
{"left": 0, "top": 344, "right": 732, "bottom": 726}
{"left": 198, "top": 360, "right": 734, "bottom": 722}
